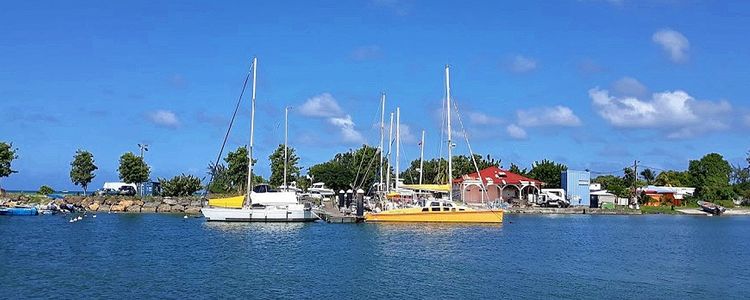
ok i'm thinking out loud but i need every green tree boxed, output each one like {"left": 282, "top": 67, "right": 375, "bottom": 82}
{"left": 118, "top": 152, "right": 150, "bottom": 184}
{"left": 689, "top": 153, "right": 734, "bottom": 201}
{"left": 400, "top": 154, "right": 500, "bottom": 185}
{"left": 308, "top": 145, "right": 381, "bottom": 191}
{"left": 159, "top": 174, "right": 202, "bottom": 196}
{"left": 70, "top": 149, "right": 98, "bottom": 195}
{"left": 0, "top": 142, "right": 18, "bottom": 189}
{"left": 640, "top": 168, "right": 655, "bottom": 186}
{"left": 592, "top": 175, "right": 629, "bottom": 198}
{"left": 528, "top": 159, "right": 568, "bottom": 188}
{"left": 38, "top": 185, "right": 54, "bottom": 195}
{"left": 655, "top": 170, "right": 692, "bottom": 186}
{"left": 224, "top": 146, "right": 260, "bottom": 194}
{"left": 509, "top": 163, "right": 528, "bottom": 176}
{"left": 268, "top": 144, "right": 300, "bottom": 187}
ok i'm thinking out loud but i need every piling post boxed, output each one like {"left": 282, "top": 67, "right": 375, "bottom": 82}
{"left": 338, "top": 190, "right": 345, "bottom": 208}
{"left": 356, "top": 189, "right": 365, "bottom": 217}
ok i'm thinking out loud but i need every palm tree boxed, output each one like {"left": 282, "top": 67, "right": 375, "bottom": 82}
{"left": 640, "top": 168, "right": 655, "bottom": 186}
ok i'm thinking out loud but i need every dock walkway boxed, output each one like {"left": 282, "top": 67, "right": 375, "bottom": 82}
{"left": 315, "top": 201, "right": 364, "bottom": 223}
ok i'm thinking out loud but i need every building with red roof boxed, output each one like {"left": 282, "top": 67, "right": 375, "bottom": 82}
{"left": 453, "top": 166, "right": 544, "bottom": 205}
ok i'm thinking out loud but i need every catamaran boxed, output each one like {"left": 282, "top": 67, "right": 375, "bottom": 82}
{"left": 365, "top": 65, "right": 503, "bottom": 223}
{"left": 201, "top": 57, "right": 316, "bottom": 222}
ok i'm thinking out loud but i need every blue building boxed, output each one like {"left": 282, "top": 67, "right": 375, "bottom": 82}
{"left": 561, "top": 170, "right": 590, "bottom": 207}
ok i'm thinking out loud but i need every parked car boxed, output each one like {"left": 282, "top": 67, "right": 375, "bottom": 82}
{"left": 118, "top": 186, "right": 137, "bottom": 196}
{"left": 95, "top": 188, "right": 119, "bottom": 196}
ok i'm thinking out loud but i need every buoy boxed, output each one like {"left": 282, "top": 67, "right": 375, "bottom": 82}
{"left": 69, "top": 219, "right": 74, "bottom": 223}
{"left": 93, "top": 215, "right": 97, "bottom": 218}
{"left": 183, "top": 215, "right": 188, "bottom": 219}
{"left": 77, "top": 216, "right": 83, "bottom": 221}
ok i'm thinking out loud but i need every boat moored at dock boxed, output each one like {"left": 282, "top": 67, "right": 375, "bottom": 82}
{"left": 365, "top": 200, "right": 503, "bottom": 223}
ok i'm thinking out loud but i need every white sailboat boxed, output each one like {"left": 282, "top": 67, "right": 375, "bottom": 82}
{"left": 201, "top": 57, "right": 317, "bottom": 222}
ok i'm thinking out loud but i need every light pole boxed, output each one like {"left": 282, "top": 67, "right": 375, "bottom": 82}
{"left": 138, "top": 143, "right": 149, "bottom": 158}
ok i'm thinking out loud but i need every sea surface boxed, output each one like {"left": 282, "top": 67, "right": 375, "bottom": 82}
{"left": 1, "top": 214, "right": 748, "bottom": 299}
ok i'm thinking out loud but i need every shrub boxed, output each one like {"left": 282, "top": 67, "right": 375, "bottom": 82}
{"left": 159, "top": 174, "right": 202, "bottom": 197}
{"left": 38, "top": 185, "right": 54, "bottom": 195}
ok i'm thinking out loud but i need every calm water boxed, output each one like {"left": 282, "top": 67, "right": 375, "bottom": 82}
{"left": 1, "top": 214, "right": 748, "bottom": 299}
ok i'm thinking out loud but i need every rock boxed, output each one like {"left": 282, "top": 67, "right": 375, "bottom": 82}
{"left": 178, "top": 198, "right": 191, "bottom": 206}
{"left": 141, "top": 206, "right": 156, "bottom": 213}
{"left": 54, "top": 199, "right": 66, "bottom": 206}
{"left": 66, "top": 197, "right": 83, "bottom": 205}
{"left": 189, "top": 200, "right": 202, "bottom": 207}
{"left": 80, "top": 198, "right": 92, "bottom": 207}
{"left": 18, "top": 195, "right": 29, "bottom": 202}
{"left": 110, "top": 204, "right": 126, "bottom": 212}
{"left": 143, "top": 201, "right": 159, "bottom": 208}
{"left": 184, "top": 206, "right": 202, "bottom": 214}
{"left": 171, "top": 205, "right": 185, "bottom": 213}
{"left": 88, "top": 203, "right": 100, "bottom": 211}
{"left": 119, "top": 200, "right": 134, "bottom": 208}
{"left": 104, "top": 197, "right": 119, "bottom": 205}
{"left": 133, "top": 200, "right": 144, "bottom": 206}
{"left": 163, "top": 198, "right": 178, "bottom": 205}
{"left": 125, "top": 205, "right": 142, "bottom": 212}
{"left": 6, "top": 201, "right": 17, "bottom": 207}
{"left": 157, "top": 204, "right": 172, "bottom": 213}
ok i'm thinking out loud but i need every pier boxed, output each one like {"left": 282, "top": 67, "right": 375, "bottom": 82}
{"left": 315, "top": 201, "right": 364, "bottom": 223}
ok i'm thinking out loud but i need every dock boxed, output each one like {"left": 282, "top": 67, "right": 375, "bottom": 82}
{"left": 315, "top": 202, "right": 364, "bottom": 223}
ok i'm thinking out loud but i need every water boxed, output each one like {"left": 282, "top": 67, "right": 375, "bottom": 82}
{"left": 1, "top": 214, "right": 748, "bottom": 299}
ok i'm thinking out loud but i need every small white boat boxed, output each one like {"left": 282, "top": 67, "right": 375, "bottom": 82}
{"left": 308, "top": 182, "right": 335, "bottom": 199}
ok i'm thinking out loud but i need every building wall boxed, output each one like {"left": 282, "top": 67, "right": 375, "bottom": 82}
{"left": 562, "top": 170, "right": 591, "bottom": 206}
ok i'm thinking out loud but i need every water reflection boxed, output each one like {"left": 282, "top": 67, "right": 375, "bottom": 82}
{"left": 370, "top": 222, "right": 503, "bottom": 235}
{"left": 202, "top": 220, "right": 309, "bottom": 234}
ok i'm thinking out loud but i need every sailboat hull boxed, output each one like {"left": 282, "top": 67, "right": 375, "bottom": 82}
{"left": 365, "top": 209, "right": 503, "bottom": 223}
{"left": 202, "top": 206, "right": 317, "bottom": 222}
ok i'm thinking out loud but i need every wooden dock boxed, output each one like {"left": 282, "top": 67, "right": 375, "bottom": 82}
{"left": 315, "top": 202, "right": 364, "bottom": 223}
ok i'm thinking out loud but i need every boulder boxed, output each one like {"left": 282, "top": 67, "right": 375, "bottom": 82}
{"left": 104, "top": 197, "right": 119, "bottom": 205}
{"left": 133, "top": 200, "right": 144, "bottom": 207}
{"left": 5, "top": 201, "right": 18, "bottom": 207}
{"left": 163, "top": 198, "right": 178, "bottom": 205}
{"left": 171, "top": 205, "right": 185, "bottom": 213}
{"left": 125, "top": 205, "right": 142, "bottom": 213}
{"left": 157, "top": 204, "right": 172, "bottom": 213}
{"left": 88, "top": 203, "right": 100, "bottom": 211}
{"left": 184, "top": 206, "right": 202, "bottom": 214}
{"left": 110, "top": 204, "right": 126, "bottom": 212}
{"left": 189, "top": 200, "right": 202, "bottom": 207}
{"left": 143, "top": 201, "right": 160, "bottom": 208}
{"left": 141, "top": 206, "right": 156, "bottom": 213}
{"left": 178, "top": 198, "right": 192, "bottom": 206}
{"left": 119, "top": 200, "right": 134, "bottom": 208}
{"left": 80, "top": 198, "right": 93, "bottom": 207}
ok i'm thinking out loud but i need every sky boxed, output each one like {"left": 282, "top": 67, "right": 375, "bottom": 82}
{"left": 1, "top": 0, "right": 750, "bottom": 190}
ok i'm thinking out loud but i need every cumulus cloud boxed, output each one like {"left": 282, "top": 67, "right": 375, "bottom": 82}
{"left": 298, "top": 93, "right": 343, "bottom": 117}
{"left": 300, "top": 93, "right": 365, "bottom": 144}
{"left": 612, "top": 76, "right": 647, "bottom": 97}
{"left": 146, "top": 110, "right": 180, "bottom": 128}
{"left": 506, "top": 124, "right": 527, "bottom": 139}
{"left": 506, "top": 55, "right": 538, "bottom": 73}
{"left": 351, "top": 45, "right": 382, "bottom": 61}
{"left": 517, "top": 106, "right": 582, "bottom": 127}
{"left": 589, "top": 87, "right": 731, "bottom": 138}
{"left": 328, "top": 115, "right": 365, "bottom": 144}
{"left": 468, "top": 111, "right": 503, "bottom": 125}
{"left": 652, "top": 28, "right": 690, "bottom": 63}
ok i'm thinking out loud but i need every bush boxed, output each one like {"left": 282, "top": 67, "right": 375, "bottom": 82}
{"left": 159, "top": 174, "right": 202, "bottom": 197}
{"left": 37, "top": 185, "right": 54, "bottom": 195}
{"left": 715, "top": 199, "right": 735, "bottom": 208}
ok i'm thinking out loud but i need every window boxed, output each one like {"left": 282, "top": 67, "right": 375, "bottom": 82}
{"left": 431, "top": 207, "right": 441, "bottom": 212}
{"left": 430, "top": 202, "right": 440, "bottom": 207}
{"left": 459, "top": 208, "right": 465, "bottom": 211}
{"left": 422, "top": 208, "right": 429, "bottom": 212}
{"left": 442, "top": 207, "right": 450, "bottom": 211}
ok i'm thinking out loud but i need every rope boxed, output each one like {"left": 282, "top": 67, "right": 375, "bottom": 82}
{"left": 202, "top": 62, "right": 254, "bottom": 201}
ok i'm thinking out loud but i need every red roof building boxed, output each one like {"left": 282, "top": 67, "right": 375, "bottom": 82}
{"left": 453, "top": 166, "right": 544, "bottom": 205}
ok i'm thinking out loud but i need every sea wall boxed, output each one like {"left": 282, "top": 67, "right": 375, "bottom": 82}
{"left": 506, "top": 207, "right": 642, "bottom": 215}
{"left": 1, "top": 195, "right": 206, "bottom": 214}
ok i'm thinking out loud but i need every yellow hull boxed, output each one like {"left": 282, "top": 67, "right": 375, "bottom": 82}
{"left": 365, "top": 209, "right": 503, "bottom": 223}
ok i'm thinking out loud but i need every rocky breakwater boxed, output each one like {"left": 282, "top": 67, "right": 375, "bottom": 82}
{"left": 62, "top": 196, "right": 205, "bottom": 215}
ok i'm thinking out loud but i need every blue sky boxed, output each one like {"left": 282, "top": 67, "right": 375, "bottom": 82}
{"left": 2, "top": 0, "right": 749, "bottom": 190}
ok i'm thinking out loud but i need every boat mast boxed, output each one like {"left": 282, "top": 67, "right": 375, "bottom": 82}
{"left": 379, "top": 93, "right": 386, "bottom": 199}
{"left": 284, "top": 106, "right": 290, "bottom": 191}
{"left": 246, "top": 57, "right": 257, "bottom": 205}
{"left": 395, "top": 107, "right": 400, "bottom": 192}
{"left": 386, "top": 112, "right": 394, "bottom": 194}
{"left": 445, "top": 65, "right": 453, "bottom": 202}
{"left": 419, "top": 130, "right": 425, "bottom": 185}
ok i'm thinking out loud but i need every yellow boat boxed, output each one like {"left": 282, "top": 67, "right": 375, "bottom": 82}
{"left": 365, "top": 200, "right": 503, "bottom": 223}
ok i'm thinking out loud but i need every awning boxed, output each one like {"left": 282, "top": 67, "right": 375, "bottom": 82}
{"left": 400, "top": 184, "right": 451, "bottom": 193}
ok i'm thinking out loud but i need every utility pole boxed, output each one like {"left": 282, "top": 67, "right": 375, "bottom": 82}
{"left": 137, "top": 143, "right": 149, "bottom": 158}
{"left": 632, "top": 160, "right": 639, "bottom": 208}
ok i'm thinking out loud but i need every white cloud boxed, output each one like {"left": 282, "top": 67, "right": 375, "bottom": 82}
{"left": 506, "top": 124, "right": 527, "bottom": 139}
{"left": 351, "top": 45, "right": 382, "bottom": 61}
{"left": 328, "top": 115, "right": 365, "bottom": 144}
{"left": 517, "top": 106, "right": 582, "bottom": 127}
{"left": 146, "top": 110, "right": 180, "bottom": 128}
{"left": 612, "top": 76, "right": 647, "bottom": 97}
{"left": 589, "top": 87, "right": 731, "bottom": 138}
{"left": 468, "top": 111, "right": 503, "bottom": 125}
{"left": 298, "top": 93, "right": 343, "bottom": 117}
{"left": 507, "top": 55, "right": 538, "bottom": 73}
{"left": 652, "top": 28, "right": 689, "bottom": 63}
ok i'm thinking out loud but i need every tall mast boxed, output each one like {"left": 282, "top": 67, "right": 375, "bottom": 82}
{"left": 386, "top": 112, "right": 394, "bottom": 194}
{"left": 445, "top": 65, "right": 453, "bottom": 202}
{"left": 246, "top": 57, "right": 258, "bottom": 204}
{"left": 284, "top": 106, "right": 289, "bottom": 191}
{"left": 419, "top": 130, "right": 425, "bottom": 185}
{"left": 379, "top": 93, "right": 386, "bottom": 199}
{"left": 395, "top": 107, "right": 400, "bottom": 191}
